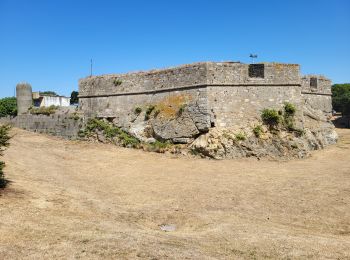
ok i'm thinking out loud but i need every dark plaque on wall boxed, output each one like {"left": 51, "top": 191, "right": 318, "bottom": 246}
{"left": 248, "top": 64, "right": 265, "bottom": 78}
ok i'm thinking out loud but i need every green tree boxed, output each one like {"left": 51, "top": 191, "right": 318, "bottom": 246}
{"left": 39, "top": 91, "right": 58, "bottom": 96}
{"left": 70, "top": 91, "right": 79, "bottom": 104}
{"left": 332, "top": 84, "right": 350, "bottom": 116}
{"left": 0, "top": 97, "right": 17, "bottom": 117}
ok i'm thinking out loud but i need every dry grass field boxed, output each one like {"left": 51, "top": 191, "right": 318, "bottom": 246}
{"left": 0, "top": 128, "right": 350, "bottom": 259}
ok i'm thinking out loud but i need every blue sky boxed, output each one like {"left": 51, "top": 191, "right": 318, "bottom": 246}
{"left": 0, "top": 0, "right": 349, "bottom": 98}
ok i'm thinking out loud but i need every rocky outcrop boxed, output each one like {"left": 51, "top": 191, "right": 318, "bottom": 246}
{"left": 110, "top": 95, "right": 211, "bottom": 144}
{"left": 190, "top": 124, "right": 337, "bottom": 160}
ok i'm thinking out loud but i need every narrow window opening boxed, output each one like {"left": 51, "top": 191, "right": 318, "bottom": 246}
{"left": 310, "top": 77, "right": 317, "bottom": 89}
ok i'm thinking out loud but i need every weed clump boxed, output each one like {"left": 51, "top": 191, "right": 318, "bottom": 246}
{"left": 261, "top": 103, "right": 304, "bottom": 136}
{"left": 253, "top": 125, "right": 263, "bottom": 138}
{"left": 82, "top": 118, "right": 140, "bottom": 148}
{"left": 113, "top": 79, "right": 122, "bottom": 86}
{"left": 261, "top": 109, "right": 281, "bottom": 127}
{"left": 145, "top": 105, "right": 156, "bottom": 120}
{"left": 235, "top": 132, "right": 246, "bottom": 141}
{"left": 134, "top": 107, "right": 142, "bottom": 115}
{"left": 30, "top": 105, "right": 58, "bottom": 115}
{"left": 284, "top": 102, "right": 296, "bottom": 116}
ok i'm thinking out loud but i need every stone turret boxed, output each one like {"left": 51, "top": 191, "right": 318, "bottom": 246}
{"left": 16, "top": 83, "right": 33, "bottom": 115}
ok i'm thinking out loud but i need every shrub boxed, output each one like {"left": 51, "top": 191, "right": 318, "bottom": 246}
{"left": 0, "top": 125, "right": 11, "bottom": 188}
{"left": 253, "top": 125, "right": 263, "bottom": 138}
{"left": 30, "top": 105, "right": 58, "bottom": 115}
{"left": 0, "top": 125, "right": 11, "bottom": 148}
{"left": 118, "top": 131, "right": 140, "bottom": 148}
{"left": 235, "top": 132, "right": 246, "bottom": 141}
{"left": 145, "top": 105, "right": 156, "bottom": 120}
{"left": 0, "top": 97, "right": 17, "bottom": 117}
{"left": 0, "top": 161, "right": 6, "bottom": 188}
{"left": 134, "top": 107, "right": 142, "bottom": 115}
{"left": 83, "top": 118, "right": 140, "bottom": 148}
{"left": 282, "top": 103, "right": 298, "bottom": 132}
{"left": 261, "top": 109, "right": 281, "bottom": 126}
{"left": 284, "top": 102, "right": 296, "bottom": 116}
{"left": 113, "top": 79, "right": 122, "bottom": 86}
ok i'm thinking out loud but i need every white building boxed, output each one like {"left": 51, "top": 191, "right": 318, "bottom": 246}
{"left": 32, "top": 92, "right": 71, "bottom": 107}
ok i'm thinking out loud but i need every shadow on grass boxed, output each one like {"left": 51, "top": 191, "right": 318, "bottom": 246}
{"left": 0, "top": 178, "right": 10, "bottom": 189}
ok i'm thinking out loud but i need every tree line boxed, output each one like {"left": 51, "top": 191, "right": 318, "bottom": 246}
{"left": 332, "top": 83, "right": 350, "bottom": 116}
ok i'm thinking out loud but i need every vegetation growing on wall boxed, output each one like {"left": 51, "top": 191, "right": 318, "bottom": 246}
{"left": 134, "top": 107, "right": 142, "bottom": 115}
{"left": 81, "top": 118, "right": 140, "bottom": 148}
{"left": 332, "top": 83, "right": 350, "bottom": 116}
{"left": 283, "top": 102, "right": 296, "bottom": 130}
{"left": 79, "top": 118, "right": 181, "bottom": 153}
{"left": 253, "top": 125, "right": 263, "bottom": 138}
{"left": 30, "top": 105, "right": 58, "bottom": 115}
{"left": 261, "top": 103, "right": 303, "bottom": 136}
{"left": 235, "top": 132, "right": 246, "bottom": 141}
{"left": 0, "top": 97, "right": 17, "bottom": 117}
{"left": 145, "top": 105, "right": 156, "bottom": 120}
{"left": 261, "top": 108, "right": 281, "bottom": 127}
{"left": 113, "top": 79, "right": 123, "bottom": 86}
{"left": 0, "top": 125, "right": 11, "bottom": 188}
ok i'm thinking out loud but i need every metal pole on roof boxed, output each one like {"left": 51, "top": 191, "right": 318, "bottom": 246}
{"left": 249, "top": 54, "right": 258, "bottom": 64}
{"left": 90, "top": 59, "right": 93, "bottom": 77}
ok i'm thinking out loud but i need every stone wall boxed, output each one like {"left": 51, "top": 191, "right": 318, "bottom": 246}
{"left": 205, "top": 62, "right": 302, "bottom": 127}
{"left": 301, "top": 75, "right": 332, "bottom": 95}
{"left": 0, "top": 114, "right": 83, "bottom": 139}
{"left": 78, "top": 62, "right": 333, "bottom": 143}
{"left": 208, "top": 86, "right": 302, "bottom": 127}
{"left": 299, "top": 75, "right": 334, "bottom": 143}
{"left": 206, "top": 62, "right": 300, "bottom": 85}
{"left": 79, "top": 63, "right": 208, "bottom": 97}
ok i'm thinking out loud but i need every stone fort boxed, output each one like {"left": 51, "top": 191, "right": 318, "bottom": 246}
{"left": 78, "top": 62, "right": 332, "bottom": 143}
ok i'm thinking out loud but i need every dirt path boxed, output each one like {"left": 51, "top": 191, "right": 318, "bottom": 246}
{"left": 1, "top": 128, "right": 350, "bottom": 259}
